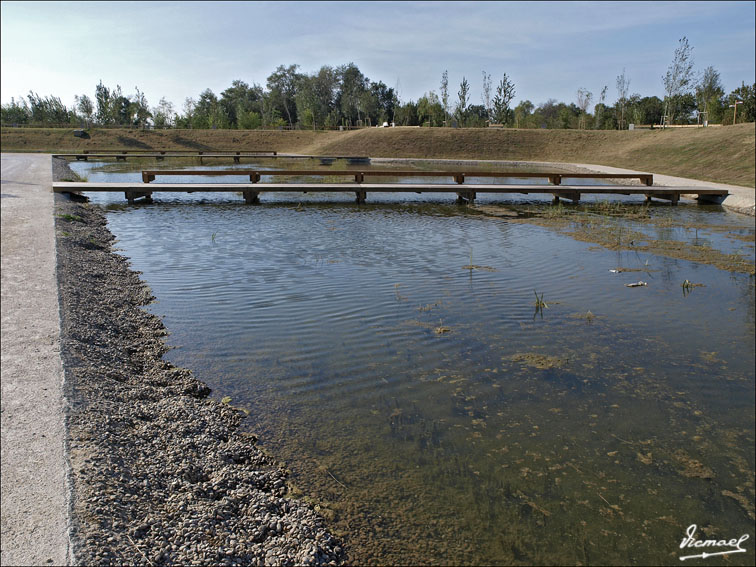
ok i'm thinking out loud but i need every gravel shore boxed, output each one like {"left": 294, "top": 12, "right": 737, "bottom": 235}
{"left": 53, "top": 159, "right": 345, "bottom": 566}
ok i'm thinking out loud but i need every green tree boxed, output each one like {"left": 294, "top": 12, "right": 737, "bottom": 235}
{"left": 492, "top": 74, "right": 516, "bottom": 125}
{"left": 26, "top": 91, "right": 72, "bottom": 124}
{"left": 594, "top": 86, "right": 608, "bottom": 129}
{"left": 723, "top": 82, "right": 756, "bottom": 124}
{"left": 94, "top": 81, "right": 112, "bottom": 124}
{"left": 336, "top": 63, "right": 369, "bottom": 127}
{"left": 394, "top": 100, "right": 418, "bottom": 126}
{"left": 695, "top": 66, "right": 725, "bottom": 124}
{"left": 220, "top": 80, "right": 263, "bottom": 128}
{"left": 152, "top": 97, "right": 175, "bottom": 128}
{"left": 130, "top": 86, "right": 151, "bottom": 128}
{"left": 0, "top": 97, "right": 30, "bottom": 124}
{"left": 456, "top": 76, "right": 469, "bottom": 125}
{"left": 417, "top": 91, "right": 443, "bottom": 126}
{"left": 514, "top": 100, "right": 534, "bottom": 128}
{"left": 74, "top": 94, "right": 94, "bottom": 126}
{"left": 267, "top": 64, "right": 301, "bottom": 127}
{"left": 616, "top": 69, "right": 630, "bottom": 129}
{"left": 440, "top": 70, "right": 450, "bottom": 124}
{"left": 662, "top": 36, "right": 696, "bottom": 126}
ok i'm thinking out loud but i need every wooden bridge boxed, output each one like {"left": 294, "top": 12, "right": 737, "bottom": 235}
{"left": 51, "top": 169, "right": 729, "bottom": 205}
{"left": 52, "top": 150, "right": 277, "bottom": 163}
{"left": 52, "top": 150, "right": 373, "bottom": 165}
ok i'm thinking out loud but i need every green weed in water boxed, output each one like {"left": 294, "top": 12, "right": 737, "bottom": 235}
{"left": 533, "top": 290, "right": 548, "bottom": 319}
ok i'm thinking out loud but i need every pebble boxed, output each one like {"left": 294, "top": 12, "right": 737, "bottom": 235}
{"left": 54, "top": 186, "right": 347, "bottom": 566}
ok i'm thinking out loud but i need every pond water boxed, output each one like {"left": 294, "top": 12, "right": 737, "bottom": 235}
{"left": 70, "top": 159, "right": 755, "bottom": 565}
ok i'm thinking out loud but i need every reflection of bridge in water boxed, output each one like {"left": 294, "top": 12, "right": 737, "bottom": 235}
{"left": 53, "top": 169, "right": 729, "bottom": 205}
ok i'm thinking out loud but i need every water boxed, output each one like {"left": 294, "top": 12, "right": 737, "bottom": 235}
{"left": 70, "top": 160, "right": 755, "bottom": 565}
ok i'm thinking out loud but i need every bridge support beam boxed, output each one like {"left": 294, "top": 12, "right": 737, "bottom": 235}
{"left": 552, "top": 191, "right": 581, "bottom": 204}
{"left": 355, "top": 190, "right": 367, "bottom": 204}
{"left": 125, "top": 191, "right": 153, "bottom": 204}
{"left": 456, "top": 191, "right": 476, "bottom": 204}
{"left": 242, "top": 190, "right": 260, "bottom": 205}
{"left": 648, "top": 193, "right": 679, "bottom": 205}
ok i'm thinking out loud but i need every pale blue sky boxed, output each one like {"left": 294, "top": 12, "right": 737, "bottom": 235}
{"left": 1, "top": 1, "right": 754, "bottom": 112}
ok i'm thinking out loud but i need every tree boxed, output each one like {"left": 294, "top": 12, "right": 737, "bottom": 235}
{"left": 417, "top": 91, "right": 443, "bottom": 126}
{"left": 26, "top": 91, "right": 72, "bottom": 124}
{"left": 192, "top": 89, "right": 220, "bottom": 129}
{"left": 492, "top": 74, "right": 515, "bottom": 125}
{"left": 616, "top": 69, "right": 630, "bottom": 129}
{"left": 370, "top": 80, "right": 396, "bottom": 124}
{"left": 481, "top": 71, "right": 492, "bottom": 121}
{"left": 514, "top": 100, "right": 534, "bottom": 128}
{"left": 576, "top": 88, "right": 592, "bottom": 129}
{"left": 152, "top": 97, "right": 175, "bottom": 128}
{"left": 267, "top": 64, "right": 301, "bottom": 127}
{"left": 95, "top": 81, "right": 112, "bottom": 124}
{"left": 130, "top": 86, "right": 151, "bottom": 128}
{"left": 335, "top": 63, "right": 368, "bottom": 126}
{"left": 75, "top": 94, "right": 94, "bottom": 127}
{"left": 394, "top": 100, "right": 418, "bottom": 126}
{"left": 456, "top": 76, "right": 469, "bottom": 125}
{"left": 662, "top": 36, "right": 696, "bottom": 126}
{"left": 440, "top": 70, "right": 450, "bottom": 124}
{"left": 466, "top": 104, "right": 488, "bottom": 127}
{"left": 723, "top": 82, "right": 756, "bottom": 124}
{"left": 638, "top": 96, "right": 664, "bottom": 126}
{"left": 594, "top": 86, "right": 608, "bottom": 129}
{"left": 695, "top": 66, "right": 724, "bottom": 124}
{"left": 220, "top": 80, "right": 263, "bottom": 128}
{"left": 0, "top": 97, "right": 30, "bottom": 125}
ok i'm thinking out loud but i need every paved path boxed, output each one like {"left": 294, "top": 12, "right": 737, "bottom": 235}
{"left": 567, "top": 162, "right": 755, "bottom": 215}
{"left": 1, "top": 153, "right": 69, "bottom": 566}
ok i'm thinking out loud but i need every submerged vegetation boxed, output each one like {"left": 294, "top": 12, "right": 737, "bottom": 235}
{"left": 483, "top": 201, "right": 756, "bottom": 275}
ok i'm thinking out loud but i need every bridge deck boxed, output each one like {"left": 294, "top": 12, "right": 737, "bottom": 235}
{"left": 52, "top": 181, "right": 728, "bottom": 205}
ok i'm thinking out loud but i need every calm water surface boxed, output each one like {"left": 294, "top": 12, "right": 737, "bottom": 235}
{"left": 71, "top": 160, "right": 755, "bottom": 565}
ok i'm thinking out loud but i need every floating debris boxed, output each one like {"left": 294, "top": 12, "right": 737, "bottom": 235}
{"left": 624, "top": 281, "right": 648, "bottom": 287}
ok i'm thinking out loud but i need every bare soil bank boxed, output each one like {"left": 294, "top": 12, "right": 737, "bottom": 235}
{"left": 3, "top": 123, "right": 754, "bottom": 187}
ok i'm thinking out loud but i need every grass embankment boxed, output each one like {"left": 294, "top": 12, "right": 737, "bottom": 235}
{"left": 2, "top": 123, "right": 754, "bottom": 187}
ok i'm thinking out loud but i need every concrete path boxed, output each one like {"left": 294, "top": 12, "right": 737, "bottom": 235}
{"left": 567, "top": 161, "right": 756, "bottom": 215}
{"left": 1, "top": 153, "right": 69, "bottom": 566}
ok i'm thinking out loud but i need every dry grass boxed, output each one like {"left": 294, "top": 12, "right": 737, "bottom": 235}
{"left": 2, "top": 123, "right": 754, "bottom": 187}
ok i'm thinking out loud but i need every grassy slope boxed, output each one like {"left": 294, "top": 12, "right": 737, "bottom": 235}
{"left": 2, "top": 123, "right": 754, "bottom": 187}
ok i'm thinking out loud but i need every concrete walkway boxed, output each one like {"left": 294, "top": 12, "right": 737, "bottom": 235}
{"left": 1, "top": 153, "right": 69, "bottom": 566}
{"left": 567, "top": 161, "right": 756, "bottom": 215}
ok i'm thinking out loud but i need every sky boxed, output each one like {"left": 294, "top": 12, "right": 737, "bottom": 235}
{"left": 1, "top": 1, "right": 754, "bottom": 114}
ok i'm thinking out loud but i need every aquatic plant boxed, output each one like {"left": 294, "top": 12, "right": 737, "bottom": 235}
{"left": 533, "top": 290, "right": 548, "bottom": 319}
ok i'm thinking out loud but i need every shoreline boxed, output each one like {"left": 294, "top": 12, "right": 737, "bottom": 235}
{"left": 53, "top": 158, "right": 345, "bottom": 565}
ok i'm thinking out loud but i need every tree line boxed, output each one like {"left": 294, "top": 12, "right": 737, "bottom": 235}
{"left": 2, "top": 39, "right": 754, "bottom": 129}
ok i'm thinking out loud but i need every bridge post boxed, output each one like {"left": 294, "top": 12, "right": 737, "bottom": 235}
{"left": 355, "top": 190, "right": 367, "bottom": 204}
{"left": 456, "top": 191, "right": 475, "bottom": 204}
{"left": 243, "top": 190, "right": 260, "bottom": 205}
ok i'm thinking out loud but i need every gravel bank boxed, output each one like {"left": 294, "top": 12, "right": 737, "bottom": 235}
{"left": 53, "top": 159, "right": 345, "bottom": 566}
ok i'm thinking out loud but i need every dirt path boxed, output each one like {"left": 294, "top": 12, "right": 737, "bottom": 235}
{"left": 1, "top": 153, "right": 69, "bottom": 566}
